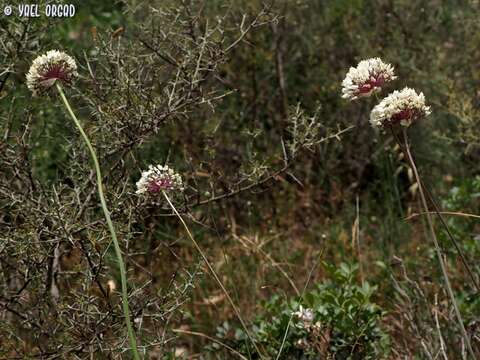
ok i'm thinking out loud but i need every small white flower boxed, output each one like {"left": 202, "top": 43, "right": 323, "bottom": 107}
{"left": 26, "top": 50, "right": 77, "bottom": 96}
{"left": 370, "top": 87, "right": 431, "bottom": 128}
{"left": 106, "top": 279, "right": 116, "bottom": 294}
{"left": 136, "top": 164, "right": 184, "bottom": 196}
{"left": 293, "top": 306, "right": 314, "bottom": 324}
{"left": 295, "top": 338, "right": 309, "bottom": 350}
{"left": 342, "top": 58, "right": 396, "bottom": 100}
{"left": 312, "top": 321, "right": 322, "bottom": 331}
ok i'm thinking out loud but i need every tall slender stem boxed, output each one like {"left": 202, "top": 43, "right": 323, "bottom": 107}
{"left": 422, "top": 187, "right": 480, "bottom": 292}
{"left": 390, "top": 128, "right": 479, "bottom": 292}
{"left": 56, "top": 83, "right": 141, "bottom": 360}
{"left": 162, "top": 191, "right": 265, "bottom": 359}
{"left": 399, "top": 127, "right": 474, "bottom": 359}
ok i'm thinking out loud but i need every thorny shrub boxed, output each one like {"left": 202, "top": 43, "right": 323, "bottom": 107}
{"left": 0, "top": 1, "right": 347, "bottom": 357}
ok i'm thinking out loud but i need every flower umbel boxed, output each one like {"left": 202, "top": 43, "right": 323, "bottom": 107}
{"left": 27, "top": 50, "right": 77, "bottom": 96}
{"left": 136, "top": 164, "right": 184, "bottom": 196}
{"left": 342, "top": 58, "right": 396, "bottom": 101}
{"left": 370, "top": 87, "right": 431, "bottom": 128}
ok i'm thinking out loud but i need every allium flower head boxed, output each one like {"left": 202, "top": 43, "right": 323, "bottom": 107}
{"left": 342, "top": 58, "right": 396, "bottom": 100}
{"left": 370, "top": 87, "right": 431, "bottom": 128}
{"left": 136, "top": 164, "right": 184, "bottom": 196}
{"left": 26, "top": 50, "right": 77, "bottom": 96}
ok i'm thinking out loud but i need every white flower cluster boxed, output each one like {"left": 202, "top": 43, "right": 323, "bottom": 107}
{"left": 292, "top": 306, "right": 324, "bottom": 351}
{"left": 342, "top": 58, "right": 431, "bottom": 128}
{"left": 293, "top": 306, "right": 314, "bottom": 324}
{"left": 27, "top": 50, "right": 78, "bottom": 96}
{"left": 136, "top": 164, "right": 184, "bottom": 196}
{"left": 341, "top": 57, "right": 396, "bottom": 101}
{"left": 293, "top": 306, "right": 322, "bottom": 331}
{"left": 370, "top": 87, "right": 431, "bottom": 128}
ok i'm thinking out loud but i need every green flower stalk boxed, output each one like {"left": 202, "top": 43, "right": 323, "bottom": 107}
{"left": 342, "top": 62, "right": 475, "bottom": 358}
{"left": 135, "top": 164, "right": 265, "bottom": 357}
{"left": 162, "top": 191, "right": 265, "bottom": 359}
{"left": 27, "top": 50, "right": 141, "bottom": 359}
{"left": 395, "top": 127, "right": 475, "bottom": 360}
{"left": 367, "top": 86, "right": 474, "bottom": 359}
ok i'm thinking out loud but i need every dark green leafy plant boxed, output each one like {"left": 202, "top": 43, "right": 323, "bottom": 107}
{"left": 214, "top": 263, "right": 390, "bottom": 359}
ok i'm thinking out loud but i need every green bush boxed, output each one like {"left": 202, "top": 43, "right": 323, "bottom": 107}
{"left": 214, "top": 263, "right": 390, "bottom": 359}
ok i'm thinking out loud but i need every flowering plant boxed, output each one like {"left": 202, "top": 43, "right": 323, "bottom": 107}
{"left": 27, "top": 50, "right": 141, "bottom": 359}
{"left": 342, "top": 57, "right": 396, "bottom": 101}
{"left": 214, "top": 263, "right": 389, "bottom": 359}
{"left": 26, "top": 50, "right": 77, "bottom": 96}
{"left": 370, "top": 87, "right": 431, "bottom": 128}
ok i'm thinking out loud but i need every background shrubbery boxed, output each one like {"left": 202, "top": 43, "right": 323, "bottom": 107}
{"left": 1, "top": 0, "right": 480, "bottom": 358}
